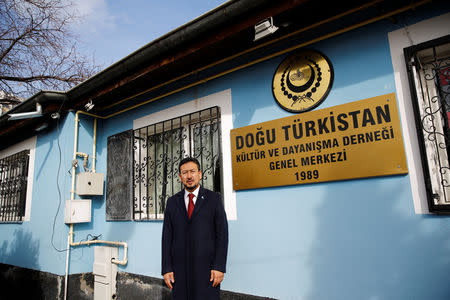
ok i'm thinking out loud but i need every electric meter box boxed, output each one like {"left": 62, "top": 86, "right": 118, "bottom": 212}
{"left": 65, "top": 200, "right": 91, "bottom": 224}
{"left": 76, "top": 172, "right": 104, "bottom": 196}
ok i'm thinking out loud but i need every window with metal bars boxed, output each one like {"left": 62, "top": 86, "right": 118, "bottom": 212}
{"left": 404, "top": 35, "right": 450, "bottom": 212}
{"left": 105, "top": 107, "right": 222, "bottom": 221}
{"left": 0, "top": 150, "right": 29, "bottom": 222}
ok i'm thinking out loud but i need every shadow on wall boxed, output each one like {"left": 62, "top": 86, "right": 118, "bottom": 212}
{"left": 35, "top": 136, "right": 55, "bottom": 180}
{"left": 0, "top": 228, "right": 44, "bottom": 299}
{"left": 306, "top": 178, "right": 450, "bottom": 300}
{"left": 0, "top": 228, "right": 40, "bottom": 269}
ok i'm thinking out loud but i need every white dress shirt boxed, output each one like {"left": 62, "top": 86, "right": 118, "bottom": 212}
{"left": 184, "top": 186, "right": 200, "bottom": 211}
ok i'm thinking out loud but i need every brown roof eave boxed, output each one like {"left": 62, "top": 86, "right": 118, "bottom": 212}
{"left": 66, "top": 0, "right": 309, "bottom": 110}
{"left": 0, "top": 91, "right": 68, "bottom": 150}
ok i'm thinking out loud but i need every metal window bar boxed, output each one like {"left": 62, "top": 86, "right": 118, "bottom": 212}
{"left": 0, "top": 150, "right": 29, "bottom": 222}
{"left": 133, "top": 107, "right": 222, "bottom": 220}
{"left": 405, "top": 36, "right": 450, "bottom": 212}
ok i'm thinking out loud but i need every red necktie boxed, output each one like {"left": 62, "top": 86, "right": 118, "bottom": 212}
{"left": 188, "top": 193, "right": 195, "bottom": 219}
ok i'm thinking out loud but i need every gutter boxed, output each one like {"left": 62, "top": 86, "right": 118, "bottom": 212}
{"left": 0, "top": 91, "right": 67, "bottom": 120}
{"left": 0, "top": 91, "right": 68, "bottom": 150}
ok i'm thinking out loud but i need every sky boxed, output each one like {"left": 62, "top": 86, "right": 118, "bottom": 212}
{"left": 71, "top": 0, "right": 229, "bottom": 70}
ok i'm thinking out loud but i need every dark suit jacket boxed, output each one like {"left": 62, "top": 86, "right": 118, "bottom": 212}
{"left": 162, "top": 186, "right": 228, "bottom": 300}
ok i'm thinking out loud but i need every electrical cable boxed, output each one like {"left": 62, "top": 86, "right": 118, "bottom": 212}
{"left": 50, "top": 105, "right": 103, "bottom": 252}
{"left": 79, "top": 234, "right": 102, "bottom": 243}
{"left": 89, "top": 234, "right": 102, "bottom": 240}
{"left": 51, "top": 98, "right": 69, "bottom": 252}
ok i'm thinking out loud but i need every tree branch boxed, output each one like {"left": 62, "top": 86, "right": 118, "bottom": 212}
{"left": 0, "top": 0, "right": 100, "bottom": 104}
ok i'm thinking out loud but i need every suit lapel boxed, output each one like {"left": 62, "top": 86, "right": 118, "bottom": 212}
{"left": 190, "top": 186, "right": 206, "bottom": 221}
{"left": 173, "top": 190, "right": 188, "bottom": 221}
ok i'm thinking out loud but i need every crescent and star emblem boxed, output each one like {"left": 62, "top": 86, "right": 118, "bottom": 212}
{"left": 286, "top": 64, "right": 315, "bottom": 94}
{"left": 272, "top": 50, "right": 333, "bottom": 113}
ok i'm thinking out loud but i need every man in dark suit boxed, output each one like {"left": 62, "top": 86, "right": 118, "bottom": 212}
{"left": 162, "top": 157, "right": 228, "bottom": 300}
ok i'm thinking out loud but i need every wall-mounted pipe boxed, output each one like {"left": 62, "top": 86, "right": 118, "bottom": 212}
{"left": 75, "top": 152, "right": 89, "bottom": 171}
{"left": 64, "top": 110, "right": 128, "bottom": 300}
{"left": 64, "top": 110, "right": 81, "bottom": 300}
{"left": 93, "top": 118, "right": 97, "bottom": 172}
{"left": 70, "top": 113, "right": 79, "bottom": 200}
{"left": 70, "top": 239, "right": 128, "bottom": 265}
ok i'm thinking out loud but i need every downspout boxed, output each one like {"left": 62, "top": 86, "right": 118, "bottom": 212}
{"left": 64, "top": 111, "right": 128, "bottom": 300}
{"left": 63, "top": 111, "right": 79, "bottom": 300}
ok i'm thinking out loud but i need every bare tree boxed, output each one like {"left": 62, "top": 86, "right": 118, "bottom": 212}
{"left": 0, "top": 0, "right": 99, "bottom": 106}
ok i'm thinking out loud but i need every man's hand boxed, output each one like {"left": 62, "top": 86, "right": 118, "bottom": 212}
{"left": 210, "top": 270, "right": 224, "bottom": 287}
{"left": 163, "top": 272, "right": 175, "bottom": 289}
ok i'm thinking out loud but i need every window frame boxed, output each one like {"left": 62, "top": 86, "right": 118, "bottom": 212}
{"left": 106, "top": 89, "right": 236, "bottom": 221}
{"left": 133, "top": 89, "right": 236, "bottom": 220}
{"left": 404, "top": 35, "right": 450, "bottom": 212}
{"left": 388, "top": 12, "right": 450, "bottom": 213}
{"left": 133, "top": 107, "right": 222, "bottom": 220}
{"left": 0, "top": 136, "right": 36, "bottom": 222}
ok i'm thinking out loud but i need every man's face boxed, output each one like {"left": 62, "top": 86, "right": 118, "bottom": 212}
{"left": 179, "top": 161, "right": 202, "bottom": 192}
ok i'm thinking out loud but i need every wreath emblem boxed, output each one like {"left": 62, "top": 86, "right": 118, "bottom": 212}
{"left": 273, "top": 50, "right": 333, "bottom": 113}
